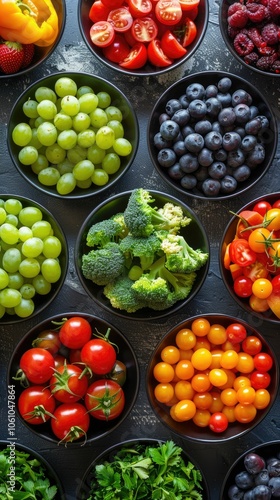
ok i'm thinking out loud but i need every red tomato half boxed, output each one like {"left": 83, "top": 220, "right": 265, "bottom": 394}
{"left": 128, "top": 0, "right": 153, "bottom": 17}
{"left": 85, "top": 379, "right": 125, "bottom": 420}
{"left": 101, "top": 0, "right": 124, "bottom": 7}
{"left": 89, "top": 1, "right": 111, "bottom": 23}
{"left": 179, "top": 0, "right": 200, "bottom": 11}
{"left": 229, "top": 239, "right": 257, "bottom": 267}
{"left": 103, "top": 34, "right": 130, "bottom": 63}
{"left": 90, "top": 21, "right": 115, "bottom": 47}
{"left": 147, "top": 39, "right": 173, "bottom": 66}
{"left": 131, "top": 16, "right": 158, "bottom": 42}
{"left": 119, "top": 42, "right": 148, "bottom": 68}
{"left": 161, "top": 29, "right": 187, "bottom": 58}
{"left": 180, "top": 17, "right": 197, "bottom": 46}
{"left": 108, "top": 8, "right": 133, "bottom": 32}
{"left": 155, "top": 0, "right": 183, "bottom": 26}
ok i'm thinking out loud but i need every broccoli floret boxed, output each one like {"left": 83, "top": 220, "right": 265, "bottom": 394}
{"left": 86, "top": 219, "right": 125, "bottom": 248}
{"left": 110, "top": 213, "right": 129, "bottom": 239}
{"left": 123, "top": 188, "right": 189, "bottom": 237}
{"left": 161, "top": 234, "right": 209, "bottom": 273}
{"left": 119, "top": 233, "right": 163, "bottom": 270}
{"left": 81, "top": 242, "right": 125, "bottom": 285}
{"left": 103, "top": 273, "right": 145, "bottom": 313}
{"left": 158, "top": 202, "right": 191, "bottom": 233}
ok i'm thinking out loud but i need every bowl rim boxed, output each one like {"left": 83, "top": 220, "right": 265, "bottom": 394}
{"left": 146, "top": 313, "right": 279, "bottom": 443}
{"left": 0, "top": 0, "right": 67, "bottom": 79}
{"left": 7, "top": 71, "right": 139, "bottom": 199}
{"left": 0, "top": 193, "right": 68, "bottom": 324}
{"left": 74, "top": 188, "right": 210, "bottom": 321}
{"left": 147, "top": 70, "right": 278, "bottom": 201}
{"left": 7, "top": 311, "right": 140, "bottom": 446}
{"left": 77, "top": 0, "right": 210, "bottom": 77}
{"left": 219, "top": 192, "right": 280, "bottom": 324}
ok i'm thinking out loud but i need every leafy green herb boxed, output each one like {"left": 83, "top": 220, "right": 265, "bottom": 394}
{"left": 0, "top": 446, "right": 58, "bottom": 499}
{"left": 86, "top": 440, "right": 204, "bottom": 500}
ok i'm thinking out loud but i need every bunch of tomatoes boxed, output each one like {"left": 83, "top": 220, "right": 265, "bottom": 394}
{"left": 223, "top": 197, "right": 280, "bottom": 319}
{"left": 14, "top": 316, "right": 127, "bottom": 444}
{"left": 152, "top": 317, "right": 274, "bottom": 433}
{"left": 88, "top": 0, "right": 200, "bottom": 70}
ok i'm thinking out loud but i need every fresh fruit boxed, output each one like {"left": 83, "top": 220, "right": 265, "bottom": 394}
{"left": 0, "top": 41, "right": 24, "bottom": 74}
{"left": 21, "top": 43, "right": 35, "bottom": 68}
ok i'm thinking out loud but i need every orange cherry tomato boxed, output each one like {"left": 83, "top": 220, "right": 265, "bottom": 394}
{"left": 248, "top": 227, "right": 272, "bottom": 253}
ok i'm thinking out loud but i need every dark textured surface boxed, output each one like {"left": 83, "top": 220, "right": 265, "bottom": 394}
{"left": 0, "top": 1, "right": 280, "bottom": 498}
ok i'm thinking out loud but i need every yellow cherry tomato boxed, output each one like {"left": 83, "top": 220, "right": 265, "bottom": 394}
{"left": 252, "top": 278, "right": 273, "bottom": 299}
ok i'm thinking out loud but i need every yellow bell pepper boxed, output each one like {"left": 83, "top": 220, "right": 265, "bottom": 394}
{"left": 0, "top": 0, "right": 59, "bottom": 46}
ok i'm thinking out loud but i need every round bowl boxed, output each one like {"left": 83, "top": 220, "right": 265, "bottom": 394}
{"left": 0, "top": 194, "right": 68, "bottom": 323}
{"left": 147, "top": 70, "right": 278, "bottom": 201}
{"left": 219, "top": 0, "right": 280, "bottom": 77}
{"left": 74, "top": 189, "right": 210, "bottom": 321}
{"left": 220, "top": 192, "right": 280, "bottom": 324}
{"left": 76, "top": 437, "right": 210, "bottom": 499}
{"left": 78, "top": 0, "right": 209, "bottom": 77}
{"left": 0, "top": 0, "right": 66, "bottom": 78}
{"left": 220, "top": 440, "right": 280, "bottom": 499}
{"left": 8, "top": 312, "right": 140, "bottom": 445}
{"left": 0, "top": 440, "right": 65, "bottom": 497}
{"left": 7, "top": 72, "right": 139, "bottom": 199}
{"left": 146, "top": 313, "right": 278, "bottom": 443}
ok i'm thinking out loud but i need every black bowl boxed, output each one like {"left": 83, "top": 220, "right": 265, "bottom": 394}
{"left": 8, "top": 312, "right": 140, "bottom": 445}
{"left": 220, "top": 192, "right": 280, "bottom": 324}
{"left": 219, "top": 0, "right": 280, "bottom": 77}
{"left": 74, "top": 189, "right": 210, "bottom": 321}
{"left": 146, "top": 314, "right": 278, "bottom": 443}
{"left": 76, "top": 437, "right": 210, "bottom": 499}
{"left": 0, "top": 0, "right": 66, "bottom": 78}
{"left": 148, "top": 70, "right": 278, "bottom": 201}
{"left": 7, "top": 72, "right": 139, "bottom": 199}
{"left": 0, "top": 194, "right": 68, "bottom": 323}
{"left": 0, "top": 440, "right": 65, "bottom": 497}
{"left": 78, "top": 0, "right": 209, "bottom": 77}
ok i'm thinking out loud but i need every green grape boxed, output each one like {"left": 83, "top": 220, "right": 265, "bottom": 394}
{"left": 0, "top": 199, "right": 5, "bottom": 207}
{"left": 14, "top": 298, "right": 35, "bottom": 318}
{"left": 32, "top": 274, "right": 51, "bottom": 295}
{"left": 55, "top": 77, "right": 77, "bottom": 97}
{"left": 41, "top": 258, "right": 61, "bottom": 283}
{"left": 67, "top": 145, "right": 87, "bottom": 164}
{"left": 18, "top": 146, "right": 39, "bottom": 165}
{"left": 38, "top": 167, "right": 61, "bottom": 186}
{"left": 107, "top": 120, "right": 124, "bottom": 139}
{"left": 8, "top": 272, "right": 24, "bottom": 290}
{"left": 31, "top": 154, "right": 49, "bottom": 174}
{"left": 19, "top": 258, "right": 40, "bottom": 278}
{"left": 0, "top": 288, "right": 21, "bottom": 308}
{"left": 37, "top": 122, "right": 58, "bottom": 146}
{"left": 43, "top": 235, "right": 62, "bottom": 258}
{"left": 57, "top": 129, "right": 77, "bottom": 150}
{"left": 87, "top": 144, "right": 106, "bottom": 164}
{"left": 28, "top": 128, "right": 43, "bottom": 149}
{"left": 12, "top": 123, "right": 33, "bottom": 147}
{"left": 76, "top": 85, "right": 94, "bottom": 98}
{"left": 60, "top": 95, "right": 80, "bottom": 116}
{"left": 18, "top": 226, "right": 33, "bottom": 242}
{"left": 76, "top": 178, "right": 92, "bottom": 189}
{"left": 34, "top": 116, "right": 46, "bottom": 128}
{"left": 0, "top": 208, "right": 6, "bottom": 225}
{"left": 19, "top": 206, "right": 43, "bottom": 226}
{"left": 45, "top": 143, "right": 66, "bottom": 164}
{"left": 37, "top": 100, "right": 57, "bottom": 120}
{"left": 73, "top": 159, "right": 95, "bottom": 181}
{"left": 5, "top": 214, "right": 18, "bottom": 226}
{"left": 91, "top": 169, "right": 109, "bottom": 186}
{"left": 21, "top": 237, "right": 44, "bottom": 258}
{"left": 56, "top": 158, "right": 74, "bottom": 175}
{"left": 102, "top": 152, "right": 121, "bottom": 174}
{"left": 56, "top": 172, "right": 76, "bottom": 195}
{"left": 113, "top": 138, "right": 132, "bottom": 156}
{"left": 35, "top": 87, "right": 57, "bottom": 103}
{"left": 95, "top": 126, "right": 115, "bottom": 149}
{"left": 31, "top": 220, "right": 52, "bottom": 239}
{"left": 4, "top": 199, "right": 22, "bottom": 215}
{"left": 2, "top": 248, "right": 21, "bottom": 273}
{"left": 23, "top": 99, "right": 39, "bottom": 119}
{"left": 0, "top": 304, "right": 5, "bottom": 318}
{"left": 0, "top": 268, "right": 9, "bottom": 289}
{"left": 79, "top": 93, "right": 98, "bottom": 113}
{"left": 96, "top": 91, "right": 111, "bottom": 108}
{"left": 72, "top": 112, "right": 91, "bottom": 132}
{"left": 105, "top": 105, "right": 123, "bottom": 122}
{"left": 53, "top": 112, "right": 73, "bottom": 131}
{"left": 20, "top": 283, "right": 36, "bottom": 299}
{"left": 90, "top": 108, "right": 108, "bottom": 128}
{"left": 0, "top": 224, "right": 19, "bottom": 245}
{"left": 77, "top": 129, "right": 96, "bottom": 148}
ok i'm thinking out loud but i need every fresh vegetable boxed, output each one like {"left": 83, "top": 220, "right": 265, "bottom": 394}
{"left": 50, "top": 402, "right": 90, "bottom": 443}
{"left": 81, "top": 242, "right": 126, "bottom": 285}
{"left": 86, "top": 440, "right": 204, "bottom": 499}
{"left": 85, "top": 379, "right": 125, "bottom": 420}
{"left": 161, "top": 233, "right": 209, "bottom": 272}
{"left": 0, "top": 446, "right": 59, "bottom": 498}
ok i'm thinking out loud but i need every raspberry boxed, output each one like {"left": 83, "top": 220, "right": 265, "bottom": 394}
{"left": 228, "top": 4, "right": 249, "bottom": 28}
{"left": 268, "top": 0, "right": 280, "bottom": 17}
{"left": 234, "top": 32, "right": 255, "bottom": 55}
{"left": 247, "top": 27, "right": 266, "bottom": 48}
{"left": 271, "top": 60, "right": 280, "bottom": 73}
{"left": 246, "top": 3, "right": 268, "bottom": 22}
{"left": 261, "top": 22, "right": 280, "bottom": 45}
{"left": 256, "top": 53, "right": 278, "bottom": 70}
{"left": 227, "top": 25, "right": 241, "bottom": 39}
{"left": 244, "top": 52, "right": 259, "bottom": 65}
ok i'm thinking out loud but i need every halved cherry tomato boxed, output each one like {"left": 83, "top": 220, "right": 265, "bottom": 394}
{"left": 101, "top": 0, "right": 124, "bottom": 7}
{"left": 108, "top": 7, "right": 134, "bottom": 32}
{"left": 128, "top": 0, "right": 153, "bottom": 17}
{"left": 161, "top": 29, "right": 187, "bottom": 58}
{"left": 103, "top": 34, "right": 130, "bottom": 63}
{"left": 90, "top": 21, "right": 115, "bottom": 47}
{"left": 120, "top": 42, "right": 148, "bottom": 68}
{"left": 155, "top": 0, "right": 183, "bottom": 26}
{"left": 89, "top": 1, "right": 111, "bottom": 23}
{"left": 243, "top": 259, "right": 269, "bottom": 282}
{"left": 178, "top": 17, "right": 197, "bottom": 46}
{"left": 253, "top": 200, "right": 272, "bottom": 216}
{"left": 131, "top": 17, "right": 158, "bottom": 42}
{"left": 229, "top": 239, "right": 257, "bottom": 267}
{"left": 178, "top": 0, "right": 200, "bottom": 11}
{"left": 147, "top": 39, "right": 173, "bottom": 66}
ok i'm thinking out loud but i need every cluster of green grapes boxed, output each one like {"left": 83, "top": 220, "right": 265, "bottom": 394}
{"left": 12, "top": 77, "right": 133, "bottom": 195}
{"left": 0, "top": 198, "right": 64, "bottom": 319}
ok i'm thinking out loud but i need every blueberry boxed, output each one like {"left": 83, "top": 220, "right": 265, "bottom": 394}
{"left": 241, "top": 135, "right": 257, "bottom": 152}
{"left": 195, "top": 165, "right": 209, "bottom": 181}
{"left": 165, "top": 98, "right": 182, "bottom": 116}
{"left": 227, "top": 484, "right": 244, "bottom": 500}
{"left": 178, "top": 94, "right": 189, "bottom": 108}
{"left": 249, "top": 105, "right": 259, "bottom": 119}
{"left": 217, "top": 92, "right": 232, "bottom": 107}
{"left": 202, "top": 178, "right": 221, "bottom": 196}
{"left": 181, "top": 125, "right": 195, "bottom": 138}
{"left": 180, "top": 174, "right": 197, "bottom": 190}
{"left": 246, "top": 144, "right": 265, "bottom": 167}
{"left": 208, "top": 161, "right": 227, "bottom": 179}
{"left": 171, "top": 108, "right": 190, "bottom": 126}
{"left": 179, "top": 153, "right": 199, "bottom": 172}
{"left": 160, "top": 120, "right": 180, "bottom": 140}
{"left": 167, "top": 163, "right": 185, "bottom": 180}
{"left": 227, "top": 148, "right": 245, "bottom": 168}
{"left": 173, "top": 140, "right": 187, "bottom": 156}
{"left": 205, "top": 97, "right": 222, "bottom": 117}
{"left": 234, "top": 103, "right": 251, "bottom": 123}
{"left": 258, "top": 115, "right": 270, "bottom": 130}
{"left": 267, "top": 458, "right": 280, "bottom": 477}
{"left": 251, "top": 484, "right": 272, "bottom": 499}
{"left": 153, "top": 132, "right": 172, "bottom": 150}
{"left": 185, "top": 83, "right": 205, "bottom": 101}
{"left": 188, "top": 99, "right": 207, "bottom": 119}
{"left": 232, "top": 89, "right": 253, "bottom": 106}
{"left": 220, "top": 175, "right": 238, "bottom": 193}
{"left": 222, "top": 131, "right": 242, "bottom": 151}
{"left": 204, "top": 130, "right": 223, "bottom": 150}
{"left": 232, "top": 165, "right": 251, "bottom": 182}
{"left": 268, "top": 477, "right": 280, "bottom": 496}
{"left": 234, "top": 127, "right": 246, "bottom": 138}
{"left": 194, "top": 119, "right": 212, "bottom": 135}
{"left": 218, "top": 107, "right": 236, "bottom": 127}
{"left": 159, "top": 113, "right": 169, "bottom": 125}
{"left": 212, "top": 121, "right": 223, "bottom": 134}
{"left": 245, "top": 117, "right": 263, "bottom": 135}
{"left": 255, "top": 469, "right": 269, "bottom": 486}
{"left": 157, "top": 148, "right": 177, "bottom": 167}
{"left": 198, "top": 147, "right": 214, "bottom": 166}
{"left": 205, "top": 84, "right": 218, "bottom": 98}
{"left": 218, "top": 76, "right": 232, "bottom": 92}
{"left": 214, "top": 148, "right": 227, "bottom": 162}
{"left": 184, "top": 133, "right": 204, "bottom": 153}
{"left": 243, "top": 491, "right": 255, "bottom": 500}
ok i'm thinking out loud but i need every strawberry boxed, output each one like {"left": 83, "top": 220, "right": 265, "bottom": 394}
{"left": 0, "top": 41, "right": 24, "bottom": 74}
{"left": 21, "top": 43, "right": 35, "bottom": 69}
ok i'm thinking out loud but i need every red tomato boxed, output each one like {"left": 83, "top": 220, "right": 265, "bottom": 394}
{"left": 51, "top": 403, "right": 90, "bottom": 443}
{"left": 49, "top": 364, "right": 88, "bottom": 403}
{"left": 19, "top": 348, "right": 55, "bottom": 385}
{"left": 18, "top": 386, "right": 56, "bottom": 425}
{"left": 85, "top": 379, "right": 125, "bottom": 420}
{"left": 271, "top": 275, "right": 280, "bottom": 293}
{"left": 32, "top": 330, "right": 61, "bottom": 355}
{"left": 178, "top": 0, "right": 200, "bottom": 11}
{"left": 147, "top": 39, "right": 173, "bottom": 66}
{"left": 161, "top": 29, "right": 187, "bottom": 58}
{"left": 101, "top": 0, "right": 124, "bottom": 6}
{"left": 103, "top": 34, "right": 130, "bottom": 62}
{"left": 178, "top": 17, "right": 197, "bottom": 46}
{"left": 107, "top": 8, "right": 133, "bottom": 32}
{"left": 155, "top": 0, "right": 183, "bottom": 26}
{"left": 80, "top": 336, "right": 117, "bottom": 375}
{"left": 186, "top": 5, "right": 199, "bottom": 19}
{"left": 253, "top": 200, "right": 272, "bottom": 216}
{"left": 253, "top": 352, "right": 273, "bottom": 372}
{"left": 54, "top": 354, "right": 67, "bottom": 368}
{"left": 131, "top": 17, "right": 158, "bottom": 42}
{"left": 59, "top": 317, "right": 92, "bottom": 349}
{"left": 229, "top": 239, "right": 257, "bottom": 267}
{"left": 226, "top": 323, "right": 247, "bottom": 344}
{"left": 267, "top": 290, "right": 280, "bottom": 318}
{"left": 233, "top": 276, "right": 253, "bottom": 298}
{"left": 242, "top": 336, "right": 262, "bottom": 355}
{"left": 209, "top": 412, "right": 228, "bottom": 433}
{"left": 119, "top": 42, "right": 148, "bottom": 68}
{"left": 90, "top": 21, "right": 115, "bottom": 47}
{"left": 89, "top": 1, "right": 111, "bottom": 23}
{"left": 272, "top": 199, "right": 280, "bottom": 209}
{"left": 128, "top": 0, "right": 153, "bottom": 17}
{"left": 250, "top": 370, "right": 271, "bottom": 389}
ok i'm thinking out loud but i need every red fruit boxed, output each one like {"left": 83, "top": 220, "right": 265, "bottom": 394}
{"left": 268, "top": 0, "right": 280, "bottom": 17}
{"left": 228, "top": 4, "right": 248, "bottom": 28}
{"left": 267, "top": 290, "right": 280, "bottom": 318}
{"left": 21, "top": 44, "right": 35, "bottom": 68}
{"left": 0, "top": 41, "right": 24, "bottom": 74}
